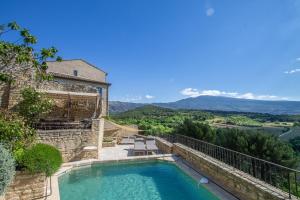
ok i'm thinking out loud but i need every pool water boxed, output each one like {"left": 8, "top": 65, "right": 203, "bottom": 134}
{"left": 59, "top": 161, "right": 220, "bottom": 200}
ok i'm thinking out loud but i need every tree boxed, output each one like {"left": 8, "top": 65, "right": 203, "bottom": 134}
{"left": 16, "top": 87, "right": 53, "bottom": 126}
{"left": 0, "top": 21, "right": 61, "bottom": 84}
{"left": 216, "top": 128, "right": 297, "bottom": 168}
{"left": 289, "top": 136, "right": 300, "bottom": 152}
{"left": 175, "top": 119, "right": 216, "bottom": 142}
{"left": 0, "top": 109, "right": 35, "bottom": 163}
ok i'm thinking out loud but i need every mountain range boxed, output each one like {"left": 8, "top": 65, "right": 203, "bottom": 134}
{"left": 109, "top": 96, "right": 300, "bottom": 115}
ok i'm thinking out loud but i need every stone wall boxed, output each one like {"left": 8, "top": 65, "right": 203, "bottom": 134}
{"left": 155, "top": 137, "right": 173, "bottom": 154}
{"left": 0, "top": 64, "right": 35, "bottom": 110}
{"left": 3, "top": 172, "right": 46, "bottom": 200}
{"left": 38, "top": 77, "right": 109, "bottom": 118}
{"left": 37, "top": 128, "right": 97, "bottom": 162}
{"left": 173, "top": 143, "right": 287, "bottom": 200}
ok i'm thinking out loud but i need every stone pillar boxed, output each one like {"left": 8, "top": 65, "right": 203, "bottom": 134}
{"left": 92, "top": 117, "right": 104, "bottom": 159}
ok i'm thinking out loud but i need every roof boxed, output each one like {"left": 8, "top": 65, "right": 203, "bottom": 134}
{"left": 49, "top": 72, "right": 111, "bottom": 86}
{"left": 47, "top": 59, "right": 108, "bottom": 74}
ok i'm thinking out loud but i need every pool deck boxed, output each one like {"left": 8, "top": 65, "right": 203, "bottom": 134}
{"left": 46, "top": 145, "right": 238, "bottom": 200}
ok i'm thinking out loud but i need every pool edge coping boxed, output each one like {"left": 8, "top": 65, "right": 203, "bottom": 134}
{"left": 46, "top": 154, "right": 238, "bottom": 200}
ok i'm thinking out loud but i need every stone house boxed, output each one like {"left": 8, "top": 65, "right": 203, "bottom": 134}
{"left": 0, "top": 59, "right": 110, "bottom": 122}
{"left": 38, "top": 59, "right": 111, "bottom": 122}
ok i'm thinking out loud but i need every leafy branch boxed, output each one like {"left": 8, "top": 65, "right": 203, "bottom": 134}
{"left": 0, "top": 21, "right": 62, "bottom": 83}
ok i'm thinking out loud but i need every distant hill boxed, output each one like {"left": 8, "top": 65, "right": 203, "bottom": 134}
{"left": 156, "top": 96, "right": 300, "bottom": 115}
{"left": 109, "top": 96, "right": 300, "bottom": 115}
{"left": 109, "top": 101, "right": 145, "bottom": 113}
{"left": 113, "top": 105, "right": 176, "bottom": 118}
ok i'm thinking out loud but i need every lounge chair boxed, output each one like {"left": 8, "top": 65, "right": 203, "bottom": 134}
{"left": 135, "top": 137, "right": 144, "bottom": 142}
{"left": 120, "top": 136, "right": 135, "bottom": 145}
{"left": 146, "top": 139, "right": 159, "bottom": 155}
{"left": 133, "top": 141, "right": 146, "bottom": 155}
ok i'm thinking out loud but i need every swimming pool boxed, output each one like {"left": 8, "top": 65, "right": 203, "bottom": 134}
{"left": 59, "top": 160, "right": 219, "bottom": 200}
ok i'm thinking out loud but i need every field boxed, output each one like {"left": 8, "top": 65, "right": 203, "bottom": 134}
{"left": 111, "top": 105, "right": 299, "bottom": 139}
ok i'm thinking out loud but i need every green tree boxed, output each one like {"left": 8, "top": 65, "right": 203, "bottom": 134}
{"left": 289, "top": 136, "right": 300, "bottom": 152}
{"left": 0, "top": 21, "right": 61, "bottom": 84}
{"left": 21, "top": 143, "right": 62, "bottom": 177}
{"left": 0, "top": 110, "right": 35, "bottom": 163}
{"left": 216, "top": 128, "right": 297, "bottom": 167}
{"left": 16, "top": 87, "right": 53, "bottom": 125}
{"left": 175, "top": 119, "right": 216, "bottom": 142}
{"left": 215, "top": 128, "right": 249, "bottom": 153}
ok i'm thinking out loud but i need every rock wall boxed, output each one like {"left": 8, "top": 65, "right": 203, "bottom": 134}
{"left": 155, "top": 137, "right": 173, "bottom": 154}
{"left": 37, "top": 128, "right": 97, "bottom": 162}
{"left": 3, "top": 172, "right": 46, "bottom": 200}
{"left": 173, "top": 143, "right": 286, "bottom": 200}
{"left": 0, "top": 64, "right": 35, "bottom": 110}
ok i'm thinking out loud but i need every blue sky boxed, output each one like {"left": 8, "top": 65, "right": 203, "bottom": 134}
{"left": 1, "top": 0, "right": 300, "bottom": 102}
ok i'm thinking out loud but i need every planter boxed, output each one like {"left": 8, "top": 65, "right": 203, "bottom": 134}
{"left": 3, "top": 171, "right": 46, "bottom": 200}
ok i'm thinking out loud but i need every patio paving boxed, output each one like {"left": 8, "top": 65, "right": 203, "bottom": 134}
{"left": 99, "top": 144, "right": 133, "bottom": 160}
{"left": 99, "top": 144, "right": 164, "bottom": 161}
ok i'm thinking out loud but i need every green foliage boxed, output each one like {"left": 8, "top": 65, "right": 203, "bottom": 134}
{"left": 0, "top": 110, "right": 35, "bottom": 163}
{"left": 0, "top": 144, "right": 15, "bottom": 195}
{"left": 225, "top": 115, "right": 262, "bottom": 127}
{"left": 111, "top": 105, "right": 213, "bottom": 134}
{"left": 294, "top": 122, "right": 300, "bottom": 127}
{"left": 112, "top": 105, "right": 298, "bottom": 167}
{"left": 0, "top": 21, "right": 62, "bottom": 83}
{"left": 216, "top": 128, "right": 297, "bottom": 167}
{"left": 290, "top": 136, "right": 300, "bottom": 152}
{"left": 16, "top": 87, "right": 53, "bottom": 125}
{"left": 174, "top": 119, "right": 216, "bottom": 142}
{"left": 22, "top": 143, "right": 62, "bottom": 177}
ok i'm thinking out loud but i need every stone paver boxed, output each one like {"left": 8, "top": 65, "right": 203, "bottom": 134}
{"left": 99, "top": 144, "right": 133, "bottom": 160}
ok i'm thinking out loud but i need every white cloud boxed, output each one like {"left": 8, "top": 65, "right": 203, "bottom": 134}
{"left": 284, "top": 68, "right": 300, "bottom": 74}
{"left": 296, "top": 57, "right": 300, "bottom": 61}
{"left": 122, "top": 95, "right": 142, "bottom": 102}
{"left": 145, "top": 95, "right": 154, "bottom": 99}
{"left": 180, "top": 88, "right": 288, "bottom": 101}
{"left": 206, "top": 8, "right": 215, "bottom": 16}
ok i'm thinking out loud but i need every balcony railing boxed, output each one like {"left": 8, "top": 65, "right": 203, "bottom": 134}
{"left": 159, "top": 134, "right": 300, "bottom": 199}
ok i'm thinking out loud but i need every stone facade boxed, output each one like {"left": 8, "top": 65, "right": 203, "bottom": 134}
{"left": 37, "top": 129, "right": 96, "bottom": 162}
{"left": 36, "top": 118, "right": 104, "bottom": 162}
{"left": 173, "top": 143, "right": 288, "bottom": 200}
{"left": 0, "top": 59, "right": 110, "bottom": 118}
{"left": 0, "top": 63, "right": 35, "bottom": 109}
{"left": 3, "top": 172, "right": 46, "bottom": 200}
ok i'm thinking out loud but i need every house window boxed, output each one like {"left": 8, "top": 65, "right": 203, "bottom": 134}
{"left": 96, "top": 87, "right": 103, "bottom": 96}
{"left": 73, "top": 70, "right": 78, "bottom": 76}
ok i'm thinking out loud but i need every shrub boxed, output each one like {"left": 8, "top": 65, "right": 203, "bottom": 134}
{"left": 0, "top": 144, "right": 16, "bottom": 195}
{"left": 16, "top": 87, "right": 53, "bottom": 125}
{"left": 22, "top": 143, "right": 62, "bottom": 176}
{"left": 0, "top": 109, "right": 35, "bottom": 163}
{"left": 174, "top": 119, "right": 216, "bottom": 142}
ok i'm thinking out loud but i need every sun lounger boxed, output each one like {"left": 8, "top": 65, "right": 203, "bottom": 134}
{"left": 133, "top": 141, "right": 146, "bottom": 155}
{"left": 120, "top": 137, "right": 134, "bottom": 145}
{"left": 135, "top": 137, "right": 144, "bottom": 142}
{"left": 146, "top": 139, "right": 159, "bottom": 154}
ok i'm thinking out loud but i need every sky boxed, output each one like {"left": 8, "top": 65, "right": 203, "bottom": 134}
{"left": 1, "top": 0, "right": 300, "bottom": 103}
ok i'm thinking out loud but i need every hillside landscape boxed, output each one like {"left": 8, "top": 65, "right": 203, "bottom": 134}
{"left": 110, "top": 95, "right": 300, "bottom": 115}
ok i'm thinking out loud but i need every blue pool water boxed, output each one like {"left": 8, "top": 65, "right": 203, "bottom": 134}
{"left": 59, "top": 161, "right": 220, "bottom": 200}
